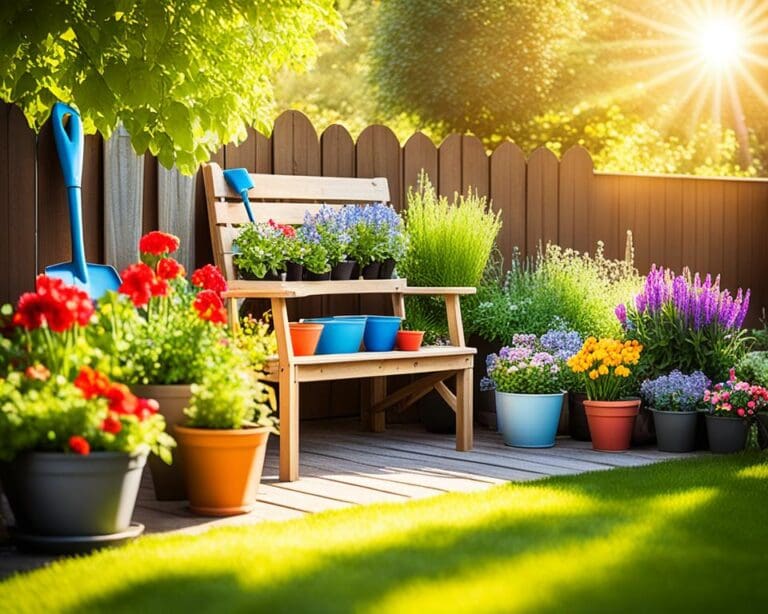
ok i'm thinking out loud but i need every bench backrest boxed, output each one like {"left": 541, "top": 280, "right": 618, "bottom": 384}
{"left": 202, "top": 163, "right": 391, "bottom": 280}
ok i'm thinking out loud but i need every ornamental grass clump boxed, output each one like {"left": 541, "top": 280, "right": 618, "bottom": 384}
{"left": 618, "top": 266, "right": 751, "bottom": 382}
{"left": 568, "top": 337, "right": 643, "bottom": 401}
{"left": 485, "top": 334, "right": 563, "bottom": 394}
{"left": 466, "top": 234, "right": 642, "bottom": 342}
{"left": 640, "top": 370, "right": 710, "bottom": 412}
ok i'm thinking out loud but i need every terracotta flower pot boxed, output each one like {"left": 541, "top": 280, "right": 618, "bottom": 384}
{"left": 289, "top": 322, "right": 324, "bottom": 356}
{"left": 131, "top": 384, "right": 192, "bottom": 501}
{"left": 175, "top": 426, "right": 270, "bottom": 517}
{"left": 583, "top": 399, "right": 640, "bottom": 452}
{"left": 396, "top": 330, "right": 424, "bottom": 351}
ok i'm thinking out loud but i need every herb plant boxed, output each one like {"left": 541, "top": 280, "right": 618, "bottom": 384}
{"left": 735, "top": 352, "right": 768, "bottom": 388}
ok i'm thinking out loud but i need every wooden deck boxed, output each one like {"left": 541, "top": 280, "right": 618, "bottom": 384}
{"left": 1, "top": 420, "right": 693, "bottom": 579}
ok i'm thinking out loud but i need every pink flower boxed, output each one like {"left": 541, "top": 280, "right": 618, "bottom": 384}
{"left": 737, "top": 408, "right": 745, "bottom": 417}
{"left": 748, "top": 401, "right": 756, "bottom": 409}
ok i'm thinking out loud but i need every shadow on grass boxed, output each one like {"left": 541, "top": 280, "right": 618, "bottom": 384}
{"left": 5, "top": 454, "right": 767, "bottom": 614}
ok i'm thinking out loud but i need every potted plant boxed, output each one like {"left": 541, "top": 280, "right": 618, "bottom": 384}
{"left": 340, "top": 203, "right": 406, "bottom": 279}
{"left": 540, "top": 329, "right": 584, "bottom": 437}
{"left": 641, "top": 370, "right": 710, "bottom": 452}
{"left": 297, "top": 231, "right": 332, "bottom": 281}
{"left": 701, "top": 370, "right": 767, "bottom": 453}
{"left": 175, "top": 346, "right": 278, "bottom": 516}
{"left": 567, "top": 337, "right": 643, "bottom": 451}
{"left": 0, "top": 277, "right": 173, "bottom": 548}
{"left": 396, "top": 320, "right": 425, "bottom": 351}
{"left": 486, "top": 334, "right": 565, "bottom": 448}
{"left": 233, "top": 219, "right": 296, "bottom": 280}
{"left": 301, "top": 206, "right": 354, "bottom": 279}
{"left": 736, "top": 351, "right": 768, "bottom": 448}
{"left": 91, "top": 232, "right": 243, "bottom": 501}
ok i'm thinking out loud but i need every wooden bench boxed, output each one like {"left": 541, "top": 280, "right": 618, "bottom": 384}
{"left": 202, "top": 163, "right": 476, "bottom": 482}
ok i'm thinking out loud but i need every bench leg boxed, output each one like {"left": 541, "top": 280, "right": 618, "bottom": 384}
{"left": 279, "top": 367, "right": 300, "bottom": 482}
{"left": 456, "top": 367, "right": 473, "bottom": 451}
{"left": 366, "top": 377, "right": 387, "bottom": 433}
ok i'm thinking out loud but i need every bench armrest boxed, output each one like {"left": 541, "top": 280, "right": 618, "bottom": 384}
{"left": 399, "top": 286, "right": 476, "bottom": 296}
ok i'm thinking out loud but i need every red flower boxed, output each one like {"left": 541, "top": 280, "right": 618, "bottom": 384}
{"left": 74, "top": 366, "right": 111, "bottom": 399}
{"left": 25, "top": 364, "right": 51, "bottom": 381}
{"left": 101, "top": 413, "right": 122, "bottom": 435}
{"left": 191, "top": 264, "right": 227, "bottom": 296}
{"left": 13, "top": 276, "right": 93, "bottom": 332}
{"left": 157, "top": 257, "right": 186, "bottom": 280}
{"left": 137, "top": 397, "right": 160, "bottom": 421}
{"left": 268, "top": 219, "right": 296, "bottom": 238}
{"left": 68, "top": 435, "right": 90, "bottom": 455}
{"left": 105, "top": 383, "right": 139, "bottom": 415}
{"left": 193, "top": 289, "right": 227, "bottom": 325}
{"left": 119, "top": 263, "right": 168, "bottom": 307}
{"left": 139, "top": 231, "right": 180, "bottom": 256}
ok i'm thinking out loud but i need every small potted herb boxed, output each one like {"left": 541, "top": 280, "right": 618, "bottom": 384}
{"left": 641, "top": 370, "right": 709, "bottom": 452}
{"left": 301, "top": 206, "right": 353, "bottom": 279}
{"left": 340, "top": 203, "right": 405, "bottom": 279}
{"left": 486, "top": 334, "right": 565, "bottom": 448}
{"left": 297, "top": 230, "right": 332, "bottom": 281}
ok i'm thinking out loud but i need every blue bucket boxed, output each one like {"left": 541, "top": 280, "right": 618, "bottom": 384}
{"left": 360, "top": 315, "right": 402, "bottom": 352}
{"left": 304, "top": 318, "right": 366, "bottom": 354}
{"left": 495, "top": 391, "right": 565, "bottom": 448}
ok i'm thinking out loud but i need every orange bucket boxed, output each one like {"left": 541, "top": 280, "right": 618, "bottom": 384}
{"left": 289, "top": 322, "right": 324, "bottom": 356}
{"left": 175, "top": 426, "right": 270, "bottom": 516}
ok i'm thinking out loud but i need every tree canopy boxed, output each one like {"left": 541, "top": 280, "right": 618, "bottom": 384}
{"left": 0, "top": 1, "right": 343, "bottom": 174}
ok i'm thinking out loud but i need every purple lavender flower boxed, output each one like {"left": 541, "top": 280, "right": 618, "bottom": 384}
{"left": 640, "top": 370, "right": 710, "bottom": 412}
{"left": 615, "top": 304, "right": 627, "bottom": 326}
{"left": 540, "top": 329, "right": 583, "bottom": 360}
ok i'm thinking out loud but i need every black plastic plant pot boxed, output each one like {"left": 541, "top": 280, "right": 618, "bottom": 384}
{"left": 651, "top": 409, "right": 698, "bottom": 452}
{"left": 568, "top": 391, "right": 591, "bottom": 441}
{"left": 0, "top": 451, "right": 146, "bottom": 537}
{"left": 304, "top": 270, "right": 332, "bottom": 281}
{"left": 331, "top": 260, "right": 356, "bottom": 280}
{"left": 758, "top": 414, "right": 768, "bottom": 450}
{"left": 285, "top": 262, "right": 304, "bottom": 281}
{"left": 378, "top": 258, "right": 396, "bottom": 279}
{"left": 705, "top": 414, "right": 749, "bottom": 453}
{"left": 361, "top": 262, "right": 381, "bottom": 279}
{"left": 237, "top": 267, "right": 282, "bottom": 281}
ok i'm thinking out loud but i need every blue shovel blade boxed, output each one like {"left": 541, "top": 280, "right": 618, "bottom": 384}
{"left": 45, "top": 262, "right": 122, "bottom": 301}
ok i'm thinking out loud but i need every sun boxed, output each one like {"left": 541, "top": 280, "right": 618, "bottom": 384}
{"left": 693, "top": 16, "right": 744, "bottom": 70}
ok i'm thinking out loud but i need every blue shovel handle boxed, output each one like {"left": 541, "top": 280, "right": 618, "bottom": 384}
{"left": 51, "top": 102, "right": 88, "bottom": 283}
{"left": 223, "top": 168, "right": 256, "bottom": 223}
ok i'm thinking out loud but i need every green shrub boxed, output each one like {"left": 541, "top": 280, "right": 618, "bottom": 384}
{"left": 465, "top": 235, "right": 642, "bottom": 342}
{"left": 736, "top": 352, "right": 768, "bottom": 387}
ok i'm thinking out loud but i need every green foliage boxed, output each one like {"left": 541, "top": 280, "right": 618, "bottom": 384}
{"left": 735, "top": 352, "right": 768, "bottom": 388}
{"left": 0, "top": 1, "right": 343, "bottom": 174}
{"left": 184, "top": 343, "right": 276, "bottom": 432}
{"left": 371, "top": 0, "right": 585, "bottom": 143}
{"left": 466, "top": 237, "right": 642, "bottom": 343}
{"left": 0, "top": 371, "right": 171, "bottom": 462}
{"left": 398, "top": 173, "right": 501, "bottom": 341}
{"left": 299, "top": 240, "right": 331, "bottom": 275}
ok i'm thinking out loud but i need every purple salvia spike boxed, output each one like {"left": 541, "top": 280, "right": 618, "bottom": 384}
{"left": 736, "top": 289, "right": 751, "bottom": 328}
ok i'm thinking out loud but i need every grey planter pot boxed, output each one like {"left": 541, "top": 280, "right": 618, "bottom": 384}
{"left": 651, "top": 409, "right": 698, "bottom": 452}
{"left": 0, "top": 451, "right": 146, "bottom": 536}
{"left": 757, "top": 414, "right": 768, "bottom": 450}
{"left": 705, "top": 415, "right": 749, "bottom": 454}
{"left": 132, "top": 383, "right": 192, "bottom": 501}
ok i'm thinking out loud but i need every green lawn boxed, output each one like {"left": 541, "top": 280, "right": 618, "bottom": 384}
{"left": 2, "top": 453, "right": 767, "bottom": 613}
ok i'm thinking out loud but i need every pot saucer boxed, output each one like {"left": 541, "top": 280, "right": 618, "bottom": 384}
{"left": 9, "top": 522, "right": 144, "bottom": 555}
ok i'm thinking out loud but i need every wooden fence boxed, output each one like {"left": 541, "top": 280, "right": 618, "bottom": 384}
{"left": 2, "top": 103, "right": 767, "bottom": 417}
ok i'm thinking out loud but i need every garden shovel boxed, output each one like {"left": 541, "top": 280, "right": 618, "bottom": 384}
{"left": 223, "top": 167, "right": 256, "bottom": 223}
{"left": 46, "top": 102, "right": 121, "bottom": 300}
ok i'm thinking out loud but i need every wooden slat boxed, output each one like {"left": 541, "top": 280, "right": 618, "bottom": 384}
{"left": 526, "top": 147, "right": 559, "bottom": 256}
{"left": 559, "top": 146, "right": 593, "bottom": 252}
{"left": 158, "top": 165, "right": 197, "bottom": 273}
{"left": 104, "top": 124, "right": 144, "bottom": 271}
{"left": 213, "top": 201, "right": 344, "bottom": 225}
{"left": 223, "top": 278, "right": 409, "bottom": 298}
{"left": 291, "top": 346, "right": 476, "bottom": 367}
{"left": 490, "top": 141, "right": 527, "bottom": 262}
{"left": 403, "top": 132, "right": 438, "bottom": 202}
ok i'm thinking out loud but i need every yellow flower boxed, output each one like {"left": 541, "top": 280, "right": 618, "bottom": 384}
{"left": 598, "top": 364, "right": 609, "bottom": 375}
{"left": 589, "top": 370, "right": 599, "bottom": 380}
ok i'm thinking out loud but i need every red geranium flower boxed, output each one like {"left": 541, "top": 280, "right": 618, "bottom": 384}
{"left": 193, "top": 289, "right": 227, "bottom": 325}
{"left": 157, "top": 257, "right": 186, "bottom": 280}
{"left": 119, "top": 263, "right": 168, "bottom": 307}
{"left": 105, "top": 383, "right": 139, "bottom": 415}
{"left": 13, "top": 276, "right": 93, "bottom": 332}
{"left": 139, "top": 231, "right": 180, "bottom": 256}
{"left": 101, "top": 413, "right": 122, "bottom": 435}
{"left": 191, "top": 264, "right": 227, "bottom": 296}
{"left": 268, "top": 219, "right": 296, "bottom": 238}
{"left": 68, "top": 435, "right": 90, "bottom": 455}
{"left": 74, "top": 366, "right": 111, "bottom": 399}
{"left": 137, "top": 397, "right": 160, "bottom": 421}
